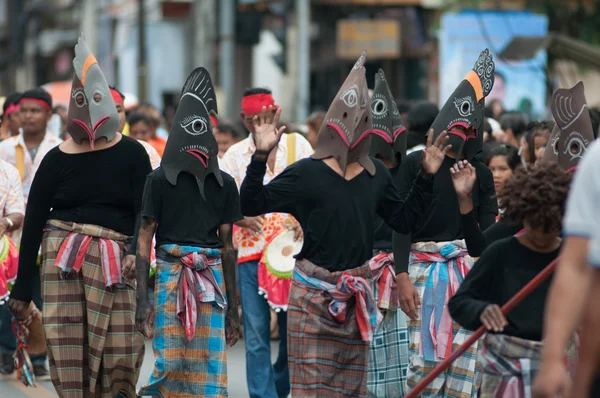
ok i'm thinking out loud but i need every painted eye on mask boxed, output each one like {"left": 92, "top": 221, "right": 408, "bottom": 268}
{"left": 341, "top": 86, "right": 358, "bottom": 108}
{"left": 454, "top": 97, "right": 474, "bottom": 117}
{"left": 73, "top": 90, "right": 87, "bottom": 108}
{"left": 564, "top": 135, "right": 587, "bottom": 160}
{"left": 93, "top": 92, "right": 103, "bottom": 103}
{"left": 371, "top": 98, "right": 388, "bottom": 117}
{"left": 179, "top": 115, "right": 208, "bottom": 136}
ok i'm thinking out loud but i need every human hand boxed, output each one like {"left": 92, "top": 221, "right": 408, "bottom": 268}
{"left": 0, "top": 218, "right": 9, "bottom": 238}
{"left": 479, "top": 304, "right": 508, "bottom": 332}
{"left": 8, "top": 298, "right": 30, "bottom": 320}
{"left": 225, "top": 306, "right": 241, "bottom": 347}
{"left": 253, "top": 106, "right": 286, "bottom": 153}
{"left": 420, "top": 129, "right": 451, "bottom": 176}
{"left": 291, "top": 224, "right": 303, "bottom": 241}
{"left": 237, "top": 216, "right": 264, "bottom": 234}
{"left": 450, "top": 160, "right": 477, "bottom": 199}
{"left": 121, "top": 254, "right": 136, "bottom": 280}
{"left": 532, "top": 359, "right": 570, "bottom": 398}
{"left": 396, "top": 273, "right": 421, "bottom": 320}
{"left": 135, "top": 299, "right": 154, "bottom": 338}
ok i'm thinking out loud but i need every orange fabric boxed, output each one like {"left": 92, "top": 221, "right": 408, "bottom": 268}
{"left": 147, "top": 137, "right": 166, "bottom": 157}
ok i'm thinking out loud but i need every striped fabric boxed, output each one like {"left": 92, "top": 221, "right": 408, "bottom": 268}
{"left": 40, "top": 220, "right": 144, "bottom": 398}
{"left": 479, "top": 333, "right": 579, "bottom": 398}
{"left": 367, "top": 251, "right": 409, "bottom": 397}
{"left": 406, "top": 240, "right": 481, "bottom": 398}
{"left": 287, "top": 259, "right": 375, "bottom": 397}
{"left": 171, "top": 245, "right": 227, "bottom": 342}
{"left": 51, "top": 223, "right": 124, "bottom": 287}
{"left": 138, "top": 245, "right": 228, "bottom": 398}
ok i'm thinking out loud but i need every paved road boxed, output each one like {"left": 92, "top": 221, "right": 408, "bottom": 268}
{"left": 0, "top": 339, "right": 280, "bottom": 397}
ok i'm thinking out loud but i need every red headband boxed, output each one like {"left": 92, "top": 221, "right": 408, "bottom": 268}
{"left": 19, "top": 98, "right": 51, "bottom": 112}
{"left": 241, "top": 93, "right": 277, "bottom": 115}
{"left": 4, "top": 103, "right": 19, "bottom": 118}
{"left": 210, "top": 115, "right": 219, "bottom": 128}
{"left": 110, "top": 89, "right": 124, "bottom": 105}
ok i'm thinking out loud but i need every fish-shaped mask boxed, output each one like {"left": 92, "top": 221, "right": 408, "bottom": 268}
{"left": 161, "top": 67, "right": 222, "bottom": 199}
{"left": 543, "top": 81, "right": 595, "bottom": 171}
{"left": 311, "top": 51, "right": 375, "bottom": 175}
{"left": 67, "top": 35, "right": 119, "bottom": 149}
{"left": 368, "top": 69, "right": 406, "bottom": 166}
{"left": 430, "top": 48, "right": 495, "bottom": 160}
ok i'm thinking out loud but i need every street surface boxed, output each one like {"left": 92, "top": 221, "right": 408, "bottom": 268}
{"left": 0, "top": 339, "right": 279, "bottom": 397}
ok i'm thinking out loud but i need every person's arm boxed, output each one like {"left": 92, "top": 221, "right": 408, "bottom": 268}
{"left": 127, "top": 149, "right": 153, "bottom": 256}
{"left": 10, "top": 155, "right": 57, "bottom": 302}
{"left": 1, "top": 164, "right": 25, "bottom": 235}
{"left": 135, "top": 215, "right": 157, "bottom": 337}
{"left": 448, "top": 247, "right": 498, "bottom": 331}
{"left": 475, "top": 165, "right": 498, "bottom": 230}
{"left": 240, "top": 156, "right": 301, "bottom": 217}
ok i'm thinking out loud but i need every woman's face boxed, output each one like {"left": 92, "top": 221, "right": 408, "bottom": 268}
{"left": 533, "top": 134, "right": 548, "bottom": 161}
{"left": 489, "top": 155, "right": 513, "bottom": 192}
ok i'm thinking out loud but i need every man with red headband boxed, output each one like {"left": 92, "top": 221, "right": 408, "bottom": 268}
{"left": 220, "top": 87, "right": 313, "bottom": 398}
{"left": 1, "top": 92, "right": 22, "bottom": 140}
{"left": 0, "top": 87, "right": 61, "bottom": 378}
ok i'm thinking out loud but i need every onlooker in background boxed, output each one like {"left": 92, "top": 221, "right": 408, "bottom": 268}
{"left": 1, "top": 92, "right": 22, "bottom": 140}
{"left": 522, "top": 121, "right": 554, "bottom": 165}
{"left": 135, "top": 103, "right": 168, "bottom": 155}
{"left": 396, "top": 98, "right": 412, "bottom": 122}
{"left": 484, "top": 144, "right": 521, "bottom": 218}
{"left": 215, "top": 121, "right": 242, "bottom": 158}
{"left": 128, "top": 112, "right": 154, "bottom": 143}
{"left": 405, "top": 100, "right": 439, "bottom": 154}
{"left": 485, "top": 98, "right": 504, "bottom": 120}
{"left": 51, "top": 105, "right": 68, "bottom": 139}
{"left": 488, "top": 117, "right": 505, "bottom": 142}
{"left": 500, "top": 111, "right": 528, "bottom": 149}
{"left": 306, "top": 111, "right": 325, "bottom": 149}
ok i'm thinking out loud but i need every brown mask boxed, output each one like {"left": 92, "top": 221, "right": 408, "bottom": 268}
{"left": 543, "top": 81, "right": 595, "bottom": 171}
{"left": 311, "top": 51, "right": 375, "bottom": 176}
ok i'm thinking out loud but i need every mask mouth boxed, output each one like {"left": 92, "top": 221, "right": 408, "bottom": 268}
{"left": 93, "top": 116, "right": 110, "bottom": 134}
{"left": 72, "top": 119, "right": 96, "bottom": 149}
{"left": 353, "top": 128, "right": 392, "bottom": 147}
{"left": 185, "top": 148, "right": 209, "bottom": 168}
{"left": 448, "top": 121, "right": 477, "bottom": 141}
{"left": 326, "top": 121, "right": 351, "bottom": 147}
{"left": 393, "top": 127, "right": 406, "bottom": 142}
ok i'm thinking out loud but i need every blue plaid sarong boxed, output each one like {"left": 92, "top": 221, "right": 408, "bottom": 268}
{"left": 138, "top": 245, "right": 228, "bottom": 398}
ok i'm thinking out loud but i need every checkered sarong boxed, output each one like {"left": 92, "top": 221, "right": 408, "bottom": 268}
{"left": 288, "top": 259, "right": 374, "bottom": 397}
{"left": 406, "top": 241, "right": 481, "bottom": 398}
{"left": 40, "top": 220, "right": 144, "bottom": 398}
{"left": 138, "top": 245, "right": 228, "bottom": 398}
{"left": 367, "top": 252, "right": 409, "bottom": 397}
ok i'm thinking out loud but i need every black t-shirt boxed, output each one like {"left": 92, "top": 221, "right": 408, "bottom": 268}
{"left": 461, "top": 210, "right": 523, "bottom": 257}
{"left": 141, "top": 167, "right": 243, "bottom": 248}
{"left": 373, "top": 165, "right": 399, "bottom": 251}
{"left": 240, "top": 157, "right": 433, "bottom": 271}
{"left": 12, "top": 136, "right": 152, "bottom": 302}
{"left": 448, "top": 236, "right": 560, "bottom": 341}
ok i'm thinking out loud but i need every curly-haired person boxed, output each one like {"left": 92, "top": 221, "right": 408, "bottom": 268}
{"left": 448, "top": 161, "right": 576, "bottom": 398}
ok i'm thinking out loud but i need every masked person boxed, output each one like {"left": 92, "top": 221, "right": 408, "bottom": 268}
{"left": 239, "top": 51, "right": 450, "bottom": 397}
{"left": 392, "top": 49, "right": 498, "bottom": 397}
{"left": 366, "top": 70, "right": 411, "bottom": 397}
{"left": 7, "top": 36, "right": 149, "bottom": 398}
{"left": 136, "top": 67, "right": 242, "bottom": 398}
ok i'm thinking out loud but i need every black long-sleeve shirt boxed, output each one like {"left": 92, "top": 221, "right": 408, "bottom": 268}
{"left": 11, "top": 136, "right": 152, "bottom": 302}
{"left": 392, "top": 152, "right": 497, "bottom": 273}
{"left": 448, "top": 236, "right": 559, "bottom": 341}
{"left": 461, "top": 211, "right": 523, "bottom": 257}
{"left": 240, "top": 156, "right": 433, "bottom": 271}
{"left": 373, "top": 165, "right": 400, "bottom": 251}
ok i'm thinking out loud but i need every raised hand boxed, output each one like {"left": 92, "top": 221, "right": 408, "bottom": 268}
{"left": 420, "top": 129, "right": 451, "bottom": 175}
{"left": 450, "top": 160, "right": 477, "bottom": 199}
{"left": 252, "top": 106, "right": 286, "bottom": 153}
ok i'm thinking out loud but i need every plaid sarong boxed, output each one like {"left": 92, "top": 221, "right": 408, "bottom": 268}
{"left": 138, "top": 245, "right": 228, "bottom": 398}
{"left": 288, "top": 259, "right": 377, "bottom": 397}
{"left": 367, "top": 252, "right": 409, "bottom": 398}
{"left": 479, "top": 334, "right": 579, "bottom": 398}
{"left": 406, "top": 240, "right": 481, "bottom": 398}
{"left": 40, "top": 220, "right": 144, "bottom": 398}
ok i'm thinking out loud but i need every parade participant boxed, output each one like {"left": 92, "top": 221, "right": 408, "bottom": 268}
{"left": 220, "top": 87, "right": 312, "bottom": 398}
{"left": 393, "top": 49, "right": 498, "bottom": 397}
{"left": 449, "top": 162, "right": 575, "bottom": 398}
{"left": 366, "top": 69, "right": 411, "bottom": 397}
{"left": 7, "top": 36, "right": 149, "bottom": 397}
{"left": 110, "top": 86, "right": 161, "bottom": 169}
{"left": 239, "top": 51, "right": 450, "bottom": 397}
{"left": 136, "top": 67, "right": 242, "bottom": 398}
{"left": 531, "top": 82, "right": 600, "bottom": 397}
{"left": 1, "top": 92, "right": 22, "bottom": 139}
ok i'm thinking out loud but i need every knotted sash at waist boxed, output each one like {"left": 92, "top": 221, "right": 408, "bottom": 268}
{"left": 369, "top": 252, "right": 398, "bottom": 311}
{"left": 410, "top": 240, "right": 473, "bottom": 361}
{"left": 293, "top": 259, "right": 382, "bottom": 342}
{"left": 45, "top": 220, "right": 129, "bottom": 288}
{"left": 158, "top": 244, "right": 226, "bottom": 342}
